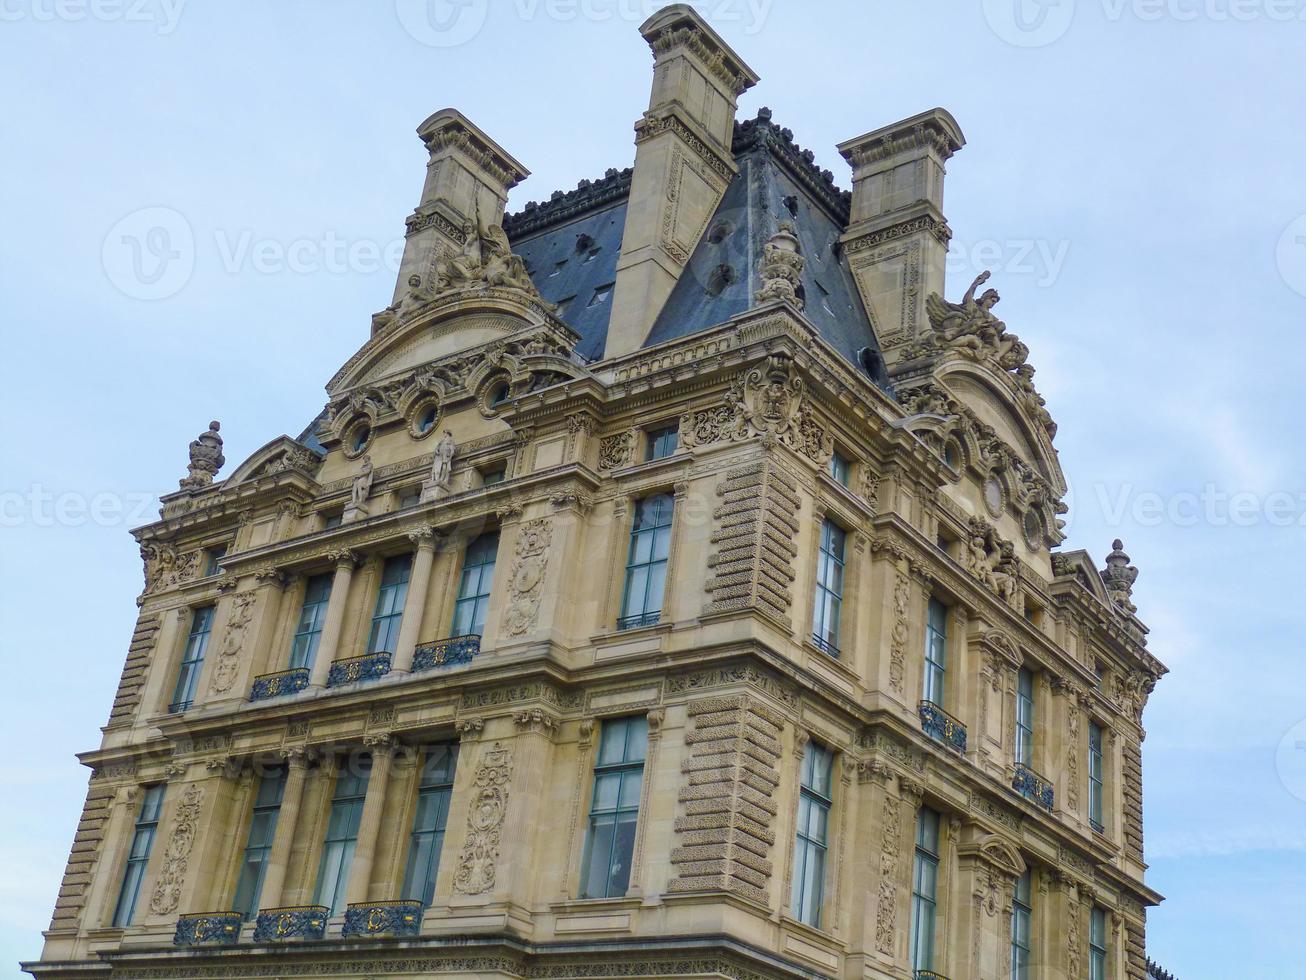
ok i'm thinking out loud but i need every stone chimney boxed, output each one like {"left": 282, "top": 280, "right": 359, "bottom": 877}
{"left": 837, "top": 109, "right": 965, "bottom": 370}
{"left": 605, "top": 4, "right": 759, "bottom": 359}
{"left": 392, "top": 108, "right": 530, "bottom": 306}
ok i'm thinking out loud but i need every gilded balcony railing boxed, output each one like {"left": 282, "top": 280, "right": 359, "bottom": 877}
{"left": 326, "top": 652, "right": 392, "bottom": 688}
{"left": 252, "top": 905, "right": 329, "bottom": 943}
{"left": 914, "top": 971, "right": 951, "bottom": 980}
{"left": 918, "top": 700, "right": 967, "bottom": 753}
{"left": 1012, "top": 762, "right": 1055, "bottom": 810}
{"left": 249, "top": 667, "right": 310, "bottom": 702}
{"left": 342, "top": 900, "right": 424, "bottom": 938}
{"left": 412, "top": 634, "right": 479, "bottom": 672}
{"left": 173, "top": 911, "right": 241, "bottom": 946}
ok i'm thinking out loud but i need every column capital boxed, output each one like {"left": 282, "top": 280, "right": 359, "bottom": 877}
{"left": 512, "top": 708, "right": 559, "bottom": 738}
{"left": 327, "top": 548, "right": 360, "bottom": 568}
{"left": 455, "top": 716, "right": 486, "bottom": 741}
{"left": 254, "top": 564, "right": 289, "bottom": 587}
{"left": 407, "top": 525, "right": 440, "bottom": 550}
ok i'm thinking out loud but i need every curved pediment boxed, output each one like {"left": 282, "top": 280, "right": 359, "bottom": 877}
{"left": 327, "top": 289, "right": 574, "bottom": 397}
{"left": 223, "top": 436, "right": 323, "bottom": 487}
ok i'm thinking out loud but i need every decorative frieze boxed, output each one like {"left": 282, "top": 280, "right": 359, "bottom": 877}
{"left": 667, "top": 696, "right": 784, "bottom": 906}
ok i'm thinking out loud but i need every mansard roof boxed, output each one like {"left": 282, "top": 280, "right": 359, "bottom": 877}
{"left": 505, "top": 109, "right": 888, "bottom": 388}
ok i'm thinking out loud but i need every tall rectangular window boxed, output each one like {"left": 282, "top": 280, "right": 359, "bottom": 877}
{"left": 924, "top": 598, "right": 948, "bottom": 706}
{"left": 1089, "top": 905, "right": 1108, "bottom": 980}
{"left": 314, "top": 757, "right": 371, "bottom": 915}
{"left": 289, "top": 574, "right": 332, "bottom": 670}
{"left": 170, "top": 605, "right": 214, "bottom": 713}
{"left": 910, "top": 807, "right": 941, "bottom": 973}
{"left": 1015, "top": 667, "right": 1035, "bottom": 767}
{"left": 232, "top": 767, "right": 287, "bottom": 919}
{"left": 579, "top": 716, "right": 648, "bottom": 898}
{"left": 1011, "top": 867, "right": 1032, "bottom": 979}
{"left": 618, "top": 495, "right": 673, "bottom": 630}
{"left": 829, "top": 453, "right": 850, "bottom": 487}
{"left": 452, "top": 534, "right": 498, "bottom": 636}
{"left": 1089, "top": 721, "right": 1105, "bottom": 832}
{"left": 791, "top": 740, "right": 834, "bottom": 926}
{"left": 204, "top": 544, "right": 228, "bottom": 577}
{"left": 812, "top": 519, "right": 845, "bottom": 657}
{"left": 402, "top": 744, "right": 459, "bottom": 905}
{"left": 645, "top": 425, "right": 679, "bottom": 461}
{"left": 111, "top": 785, "right": 164, "bottom": 927}
{"left": 367, "top": 555, "right": 412, "bottom": 654}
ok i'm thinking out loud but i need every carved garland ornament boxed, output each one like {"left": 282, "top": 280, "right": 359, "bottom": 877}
{"left": 874, "top": 790, "right": 902, "bottom": 955}
{"left": 453, "top": 742, "right": 512, "bottom": 895}
{"left": 679, "top": 354, "right": 833, "bottom": 465}
{"left": 889, "top": 572, "right": 910, "bottom": 695}
{"left": 148, "top": 783, "right": 203, "bottom": 915}
{"left": 210, "top": 592, "right": 257, "bottom": 694}
{"left": 501, "top": 518, "right": 552, "bottom": 637}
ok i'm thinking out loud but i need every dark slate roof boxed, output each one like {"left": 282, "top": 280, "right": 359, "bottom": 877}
{"left": 505, "top": 110, "right": 890, "bottom": 389}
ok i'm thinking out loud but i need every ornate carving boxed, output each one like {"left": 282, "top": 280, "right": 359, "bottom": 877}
{"left": 140, "top": 543, "right": 200, "bottom": 594}
{"left": 889, "top": 571, "right": 910, "bottom": 695}
{"left": 210, "top": 592, "right": 257, "bottom": 694}
{"left": 148, "top": 783, "right": 203, "bottom": 915}
{"left": 502, "top": 518, "right": 552, "bottom": 636}
{"left": 680, "top": 354, "right": 833, "bottom": 465}
{"left": 1101, "top": 538, "right": 1140, "bottom": 614}
{"left": 598, "top": 431, "right": 635, "bottom": 471}
{"left": 874, "top": 789, "right": 902, "bottom": 955}
{"left": 179, "top": 421, "right": 225, "bottom": 490}
{"left": 453, "top": 742, "right": 512, "bottom": 895}
{"left": 755, "top": 222, "right": 805, "bottom": 308}
{"left": 348, "top": 456, "right": 374, "bottom": 511}
{"left": 964, "top": 517, "right": 1020, "bottom": 604}
{"left": 420, "top": 430, "right": 457, "bottom": 503}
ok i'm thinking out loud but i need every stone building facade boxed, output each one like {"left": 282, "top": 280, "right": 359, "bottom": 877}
{"left": 25, "top": 7, "right": 1166, "bottom": 980}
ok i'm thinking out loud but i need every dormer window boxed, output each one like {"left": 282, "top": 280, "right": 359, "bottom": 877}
{"left": 587, "top": 284, "right": 614, "bottom": 308}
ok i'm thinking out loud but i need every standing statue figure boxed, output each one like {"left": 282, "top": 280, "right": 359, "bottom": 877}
{"left": 350, "top": 456, "right": 374, "bottom": 509}
{"left": 421, "top": 430, "right": 457, "bottom": 503}
{"left": 180, "top": 421, "right": 225, "bottom": 490}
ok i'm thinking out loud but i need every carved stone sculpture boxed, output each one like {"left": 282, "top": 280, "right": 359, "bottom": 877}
{"left": 421, "top": 430, "right": 457, "bottom": 503}
{"left": 755, "top": 221, "right": 805, "bottom": 308}
{"left": 1101, "top": 538, "right": 1139, "bottom": 614}
{"left": 344, "top": 456, "right": 374, "bottom": 522}
{"left": 179, "top": 421, "right": 225, "bottom": 490}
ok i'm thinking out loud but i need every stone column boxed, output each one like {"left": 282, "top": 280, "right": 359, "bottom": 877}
{"left": 345, "top": 736, "right": 396, "bottom": 905}
{"left": 257, "top": 748, "right": 312, "bottom": 909}
{"left": 391, "top": 529, "right": 438, "bottom": 673}
{"left": 309, "top": 550, "right": 359, "bottom": 687}
{"left": 953, "top": 831, "right": 1023, "bottom": 979}
{"left": 248, "top": 567, "right": 291, "bottom": 678}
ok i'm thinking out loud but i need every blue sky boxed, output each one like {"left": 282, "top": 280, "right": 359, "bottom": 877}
{"left": 2, "top": 1, "right": 1304, "bottom": 976}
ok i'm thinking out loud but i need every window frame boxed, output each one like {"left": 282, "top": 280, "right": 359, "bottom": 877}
{"left": 644, "top": 424, "right": 679, "bottom": 462}
{"left": 1015, "top": 667, "right": 1035, "bottom": 767}
{"left": 313, "top": 757, "right": 371, "bottom": 915}
{"left": 924, "top": 598, "right": 948, "bottom": 707}
{"left": 1088, "top": 720, "right": 1105, "bottom": 832}
{"left": 451, "top": 534, "right": 499, "bottom": 637}
{"left": 111, "top": 784, "right": 165, "bottom": 928}
{"left": 401, "top": 743, "right": 459, "bottom": 905}
{"left": 366, "top": 554, "right": 412, "bottom": 654}
{"left": 1089, "top": 905, "right": 1108, "bottom": 980}
{"left": 170, "top": 605, "right": 215, "bottom": 713}
{"left": 811, "top": 518, "right": 846, "bottom": 657}
{"left": 288, "top": 574, "right": 333, "bottom": 671}
{"left": 618, "top": 495, "right": 674, "bottom": 630}
{"left": 232, "top": 767, "right": 287, "bottom": 919}
{"left": 578, "top": 716, "right": 649, "bottom": 899}
{"left": 828, "top": 452, "right": 851, "bottom": 487}
{"left": 1011, "top": 867, "right": 1032, "bottom": 980}
{"left": 910, "top": 806, "right": 941, "bottom": 972}
{"left": 790, "top": 740, "right": 834, "bottom": 927}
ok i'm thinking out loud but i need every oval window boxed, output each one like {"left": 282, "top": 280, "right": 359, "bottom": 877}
{"left": 351, "top": 425, "right": 371, "bottom": 453}
{"left": 417, "top": 405, "right": 438, "bottom": 434}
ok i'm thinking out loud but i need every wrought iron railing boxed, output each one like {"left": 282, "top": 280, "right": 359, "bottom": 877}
{"left": 249, "top": 667, "right": 311, "bottom": 702}
{"left": 342, "top": 900, "right": 424, "bottom": 938}
{"left": 1090, "top": 816, "right": 1106, "bottom": 835}
{"left": 914, "top": 971, "right": 950, "bottom": 980}
{"left": 173, "top": 911, "right": 241, "bottom": 946}
{"left": 412, "top": 634, "right": 479, "bottom": 672}
{"left": 918, "top": 700, "right": 967, "bottom": 753}
{"left": 810, "top": 632, "right": 841, "bottom": 657}
{"left": 1012, "top": 763, "right": 1055, "bottom": 810}
{"left": 252, "top": 905, "right": 329, "bottom": 942}
{"left": 326, "top": 652, "right": 392, "bottom": 688}
{"left": 617, "top": 611, "right": 661, "bottom": 630}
